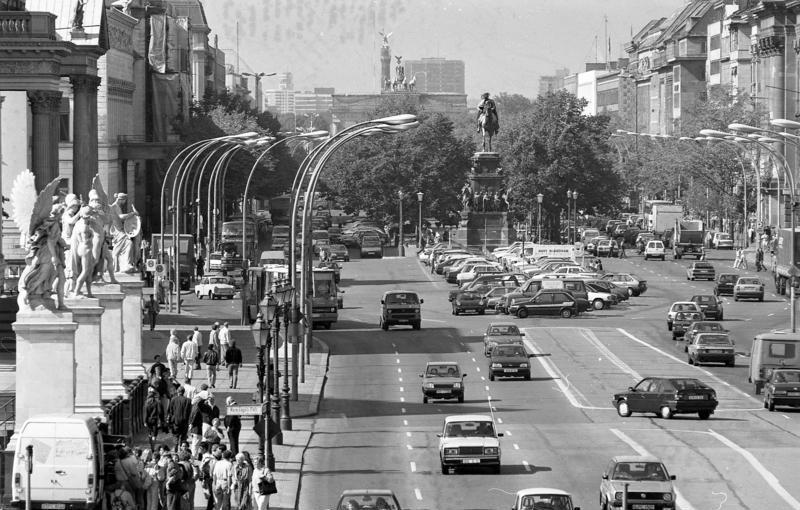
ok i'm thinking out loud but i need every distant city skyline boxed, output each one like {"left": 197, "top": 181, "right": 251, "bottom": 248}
{"left": 204, "top": 0, "right": 687, "bottom": 100}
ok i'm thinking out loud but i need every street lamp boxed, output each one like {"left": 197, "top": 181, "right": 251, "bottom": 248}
{"left": 572, "top": 190, "right": 579, "bottom": 244}
{"left": 537, "top": 193, "right": 544, "bottom": 243}
{"left": 417, "top": 191, "right": 424, "bottom": 248}
{"left": 250, "top": 312, "right": 275, "bottom": 470}
{"left": 566, "top": 189, "right": 572, "bottom": 243}
{"left": 242, "top": 72, "right": 277, "bottom": 113}
{"left": 398, "top": 190, "right": 405, "bottom": 256}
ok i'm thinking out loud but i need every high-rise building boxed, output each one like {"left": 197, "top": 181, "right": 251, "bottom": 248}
{"left": 404, "top": 58, "right": 465, "bottom": 94}
{"left": 538, "top": 68, "right": 570, "bottom": 96}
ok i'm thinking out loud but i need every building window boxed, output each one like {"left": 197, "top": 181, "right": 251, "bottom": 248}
{"left": 710, "top": 60, "right": 720, "bottom": 75}
{"left": 59, "top": 101, "right": 70, "bottom": 142}
{"left": 710, "top": 34, "right": 721, "bottom": 51}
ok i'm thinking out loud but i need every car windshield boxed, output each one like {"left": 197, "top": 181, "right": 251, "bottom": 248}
{"left": 426, "top": 365, "right": 460, "bottom": 377}
{"left": 694, "top": 323, "right": 724, "bottom": 332}
{"left": 459, "top": 292, "right": 481, "bottom": 299}
{"left": 337, "top": 494, "right": 399, "bottom": 510}
{"left": 612, "top": 462, "right": 669, "bottom": 482}
{"left": 669, "top": 378, "right": 707, "bottom": 390}
{"left": 719, "top": 275, "right": 737, "bottom": 283}
{"left": 444, "top": 421, "right": 495, "bottom": 437}
{"left": 671, "top": 303, "right": 699, "bottom": 312}
{"left": 385, "top": 293, "right": 419, "bottom": 305}
{"left": 695, "top": 263, "right": 713, "bottom": 269}
{"left": 738, "top": 278, "right": 761, "bottom": 285}
{"left": 488, "top": 325, "right": 520, "bottom": 336}
{"left": 717, "top": 233, "right": 731, "bottom": 240}
{"left": 519, "top": 495, "right": 574, "bottom": 510}
{"left": 697, "top": 334, "right": 731, "bottom": 345}
{"left": 494, "top": 346, "right": 526, "bottom": 357}
{"left": 693, "top": 296, "right": 715, "bottom": 304}
{"left": 209, "top": 278, "right": 227, "bottom": 284}
{"left": 773, "top": 370, "right": 800, "bottom": 383}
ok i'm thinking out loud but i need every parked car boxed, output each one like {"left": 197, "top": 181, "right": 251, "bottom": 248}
{"left": 585, "top": 236, "right": 608, "bottom": 256}
{"left": 734, "top": 276, "right": 765, "bottom": 302}
{"left": 451, "top": 290, "right": 486, "bottom": 315}
{"left": 644, "top": 240, "right": 666, "bottom": 260}
{"left": 488, "top": 344, "right": 531, "bottom": 381}
{"left": 481, "top": 286, "right": 516, "bottom": 312}
{"left": 714, "top": 273, "right": 738, "bottom": 296}
{"left": 762, "top": 368, "right": 800, "bottom": 411}
{"left": 420, "top": 362, "right": 466, "bottom": 403}
{"left": 687, "top": 332, "right": 735, "bottom": 367}
{"left": 682, "top": 321, "right": 726, "bottom": 352}
{"left": 613, "top": 377, "right": 718, "bottom": 419}
{"left": 195, "top": 276, "right": 235, "bottom": 300}
{"left": 587, "top": 279, "right": 628, "bottom": 302}
{"left": 328, "top": 243, "right": 350, "bottom": 262}
{"left": 586, "top": 286, "right": 617, "bottom": 310}
{"left": 438, "top": 414, "right": 502, "bottom": 474}
{"left": 510, "top": 289, "right": 578, "bottom": 319}
{"left": 686, "top": 261, "right": 715, "bottom": 281}
{"left": 332, "top": 490, "right": 402, "bottom": 510}
{"left": 599, "top": 456, "right": 676, "bottom": 510}
{"left": 511, "top": 489, "right": 578, "bottom": 510}
{"left": 712, "top": 231, "right": 734, "bottom": 249}
{"left": 690, "top": 294, "right": 723, "bottom": 320}
{"left": 601, "top": 273, "right": 647, "bottom": 297}
{"left": 596, "top": 239, "right": 619, "bottom": 257}
{"left": 483, "top": 322, "right": 524, "bottom": 357}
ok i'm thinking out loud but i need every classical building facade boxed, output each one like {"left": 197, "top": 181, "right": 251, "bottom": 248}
{"left": 404, "top": 58, "right": 466, "bottom": 94}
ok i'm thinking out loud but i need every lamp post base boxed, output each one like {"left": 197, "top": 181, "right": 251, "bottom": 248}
{"left": 270, "top": 395, "right": 282, "bottom": 445}
{"left": 280, "top": 390, "right": 292, "bottom": 431}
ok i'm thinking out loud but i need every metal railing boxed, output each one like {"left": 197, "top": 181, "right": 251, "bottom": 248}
{"left": 103, "top": 376, "right": 146, "bottom": 439}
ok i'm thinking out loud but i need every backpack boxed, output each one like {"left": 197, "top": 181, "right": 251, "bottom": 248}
{"left": 180, "top": 461, "right": 195, "bottom": 493}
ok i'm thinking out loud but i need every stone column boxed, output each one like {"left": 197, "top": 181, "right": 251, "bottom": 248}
{"left": 117, "top": 274, "right": 146, "bottom": 380}
{"left": 70, "top": 75, "right": 101, "bottom": 197}
{"left": 93, "top": 284, "right": 127, "bottom": 400}
{"left": 65, "top": 297, "right": 104, "bottom": 416}
{"left": 27, "top": 90, "right": 62, "bottom": 191}
{"left": 12, "top": 310, "right": 78, "bottom": 431}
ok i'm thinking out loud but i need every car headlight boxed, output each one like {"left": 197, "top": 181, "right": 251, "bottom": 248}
{"left": 424, "top": 383, "right": 434, "bottom": 389}
{"left": 491, "top": 363, "right": 502, "bottom": 368}
{"left": 614, "top": 492, "right": 623, "bottom": 502}
{"left": 663, "top": 493, "right": 673, "bottom": 502}
{"left": 520, "top": 363, "right": 528, "bottom": 368}
{"left": 444, "top": 448, "right": 458, "bottom": 456}
{"left": 483, "top": 447, "right": 498, "bottom": 455}
{"left": 453, "top": 382, "right": 462, "bottom": 389}
{"left": 710, "top": 391, "right": 717, "bottom": 400}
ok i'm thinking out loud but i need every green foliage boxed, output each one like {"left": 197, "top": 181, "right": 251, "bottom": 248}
{"left": 494, "top": 92, "right": 534, "bottom": 117}
{"left": 498, "top": 90, "right": 620, "bottom": 224}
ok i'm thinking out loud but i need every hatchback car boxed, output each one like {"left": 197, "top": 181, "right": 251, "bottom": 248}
{"left": 644, "top": 240, "right": 666, "bottom": 260}
{"left": 666, "top": 301, "right": 702, "bottom": 331}
{"left": 712, "top": 231, "right": 734, "bottom": 249}
{"left": 481, "top": 287, "right": 516, "bottom": 312}
{"left": 714, "top": 273, "right": 738, "bottom": 296}
{"left": 734, "top": 276, "right": 765, "bottom": 302}
{"left": 596, "top": 239, "right": 619, "bottom": 257}
{"left": 483, "top": 322, "right": 524, "bottom": 357}
{"left": 511, "top": 289, "right": 578, "bottom": 319}
{"left": 687, "top": 332, "right": 735, "bottom": 367}
{"left": 682, "top": 321, "right": 726, "bottom": 352}
{"left": 763, "top": 368, "right": 800, "bottom": 411}
{"left": 687, "top": 261, "right": 715, "bottom": 281}
{"left": 420, "top": 362, "right": 466, "bottom": 403}
{"left": 511, "top": 488, "right": 578, "bottom": 510}
{"left": 452, "top": 290, "right": 485, "bottom": 315}
{"left": 328, "top": 243, "right": 350, "bottom": 262}
{"left": 690, "top": 294, "right": 723, "bottom": 320}
{"left": 599, "top": 456, "right": 676, "bottom": 510}
{"left": 613, "top": 377, "right": 718, "bottom": 419}
{"left": 488, "top": 344, "right": 531, "bottom": 381}
{"left": 601, "top": 273, "right": 647, "bottom": 297}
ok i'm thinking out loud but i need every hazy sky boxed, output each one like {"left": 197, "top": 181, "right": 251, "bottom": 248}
{"left": 203, "top": 0, "right": 688, "bottom": 99}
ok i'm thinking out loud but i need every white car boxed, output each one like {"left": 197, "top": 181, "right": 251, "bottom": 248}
{"left": 644, "top": 240, "right": 666, "bottom": 260}
{"left": 587, "top": 288, "right": 617, "bottom": 310}
{"left": 511, "top": 488, "right": 578, "bottom": 510}
{"left": 457, "top": 264, "right": 502, "bottom": 285}
{"left": 195, "top": 276, "right": 235, "bottom": 300}
{"left": 666, "top": 301, "right": 702, "bottom": 330}
{"left": 712, "top": 232, "right": 734, "bottom": 249}
{"left": 438, "top": 414, "right": 503, "bottom": 474}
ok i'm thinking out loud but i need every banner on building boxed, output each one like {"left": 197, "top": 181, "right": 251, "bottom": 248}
{"left": 149, "top": 14, "right": 167, "bottom": 73}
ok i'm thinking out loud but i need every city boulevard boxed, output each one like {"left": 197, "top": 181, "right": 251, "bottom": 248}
{"left": 298, "top": 248, "right": 800, "bottom": 510}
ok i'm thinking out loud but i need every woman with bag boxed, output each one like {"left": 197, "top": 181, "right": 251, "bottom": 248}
{"left": 230, "top": 453, "right": 252, "bottom": 510}
{"left": 250, "top": 456, "right": 275, "bottom": 510}
{"left": 142, "top": 449, "right": 160, "bottom": 510}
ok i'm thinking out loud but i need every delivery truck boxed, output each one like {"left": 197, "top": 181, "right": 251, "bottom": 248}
{"left": 771, "top": 228, "right": 800, "bottom": 295}
{"left": 673, "top": 219, "right": 705, "bottom": 259}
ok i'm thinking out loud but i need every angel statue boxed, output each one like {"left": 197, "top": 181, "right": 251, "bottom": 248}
{"left": 110, "top": 193, "right": 141, "bottom": 273}
{"left": 9, "top": 171, "right": 68, "bottom": 311}
{"left": 86, "top": 176, "right": 118, "bottom": 285}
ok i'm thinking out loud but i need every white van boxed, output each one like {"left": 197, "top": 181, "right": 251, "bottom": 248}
{"left": 259, "top": 250, "right": 286, "bottom": 267}
{"left": 12, "top": 415, "right": 105, "bottom": 509}
{"left": 749, "top": 331, "right": 800, "bottom": 394}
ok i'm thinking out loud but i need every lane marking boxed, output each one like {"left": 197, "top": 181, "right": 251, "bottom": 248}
{"left": 406, "top": 444, "right": 413, "bottom": 450}
{"left": 610, "top": 429, "right": 697, "bottom": 510}
{"left": 513, "top": 444, "right": 519, "bottom": 450}
{"left": 396, "top": 359, "right": 400, "bottom": 364}
{"left": 399, "top": 387, "right": 404, "bottom": 392}
{"left": 505, "top": 430, "right": 512, "bottom": 436}
{"left": 580, "top": 329, "right": 640, "bottom": 381}
{"left": 522, "top": 461, "right": 532, "bottom": 472}
{"left": 401, "top": 408, "right": 406, "bottom": 414}
{"left": 471, "top": 357, "right": 476, "bottom": 362}
{"left": 400, "top": 397, "right": 405, "bottom": 402}
{"left": 406, "top": 431, "right": 412, "bottom": 437}
{"left": 707, "top": 429, "right": 800, "bottom": 509}
{"left": 497, "top": 417, "right": 503, "bottom": 424}
{"left": 403, "top": 420, "right": 408, "bottom": 426}
{"left": 481, "top": 376, "right": 486, "bottom": 381}
{"left": 410, "top": 461, "right": 416, "bottom": 472}
{"left": 485, "top": 385, "right": 490, "bottom": 391}
{"left": 399, "top": 377, "right": 403, "bottom": 382}
{"left": 414, "top": 489, "right": 423, "bottom": 501}
{"left": 476, "top": 367, "right": 481, "bottom": 372}
{"left": 397, "top": 368, "right": 402, "bottom": 373}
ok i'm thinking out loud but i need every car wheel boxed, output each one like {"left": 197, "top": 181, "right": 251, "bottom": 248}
{"left": 441, "top": 463, "right": 449, "bottom": 475}
{"left": 755, "top": 383, "right": 763, "bottom": 395}
{"left": 458, "top": 394, "right": 464, "bottom": 403}
{"left": 687, "top": 356, "right": 694, "bottom": 365}
{"left": 423, "top": 396, "right": 428, "bottom": 404}
{"left": 492, "top": 465, "right": 501, "bottom": 474}
{"left": 660, "top": 406, "right": 673, "bottom": 419}
{"left": 478, "top": 309, "right": 485, "bottom": 315}
{"left": 767, "top": 397, "right": 775, "bottom": 412}
{"left": 644, "top": 255, "right": 648, "bottom": 260}
{"left": 718, "top": 313, "right": 723, "bottom": 321}
{"left": 617, "top": 400, "right": 631, "bottom": 417}
{"left": 196, "top": 292, "right": 201, "bottom": 299}
{"left": 524, "top": 374, "right": 530, "bottom": 381}
{"left": 726, "top": 359, "right": 735, "bottom": 367}
{"left": 517, "top": 308, "right": 529, "bottom": 319}
{"left": 560, "top": 308, "right": 573, "bottom": 319}
{"left": 453, "top": 308, "right": 459, "bottom": 316}
{"left": 698, "top": 410, "right": 711, "bottom": 420}
{"left": 592, "top": 299, "right": 605, "bottom": 311}
{"left": 759, "top": 295, "right": 764, "bottom": 302}
{"left": 208, "top": 292, "right": 213, "bottom": 300}
{"left": 413, "top": 321, "right": 421, "bottom": 330}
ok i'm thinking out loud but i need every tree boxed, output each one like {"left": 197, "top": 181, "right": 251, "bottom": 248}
{"left": 498, "top": 90, "right": 620, "bottom": 236}
{"left": 494, "top": 92, "right": 534, "bottom": 117}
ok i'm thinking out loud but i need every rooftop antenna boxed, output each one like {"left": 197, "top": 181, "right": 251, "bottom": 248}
{"left": 604, "top": 14, "right": 609, "bottom": 65}
{"left": 236, "top": 20, "right": 240, "bottom": 74}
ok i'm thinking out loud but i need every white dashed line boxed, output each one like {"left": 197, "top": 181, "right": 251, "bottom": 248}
{"left": 769, "top": 313, "right": 775, "bottom": 317}
{"left": 406, "top": 444, "right": 413, "bottom": 450}
{"left": 480, "top": 376, "right": 486, "bottom": 381}
{"left": 403, "top": 420, "right": 408, "bottom": 426}
{"left": 505, "top": 431, "right": 512, "bottom": 436}
{"left": 396, "top": 359, "right": 400, "bottom": 364}
{"left": 496, "top": 418, "right": 503, "bottom": 424}
{"left": 513, "top": 444, "right": 519, "bottom": 450}
{"left": 401, "top": 408, "right": 406, "bottom": 414}
{"left": 476, "top": 367, "right": 481, "bottom": 372}
{"left": 399, "top": 377, "right": 403, "bottom": 382}
{"left": 410, "top": 461, "right": 416, "bottom": 472}
{"left": 394, "top": 351, "right": 399, "bottom": 356}
{"left": 400, "top": 397, "right": 405, "bottom": 402}
{"left": 783, "top": 415, "right": 791, "bottom": 420}
{"left": 399, "top": 387, "right": 404, "bottom": 392}
{"left": 397, "top": 368, "right": 402, "bottom": 373}
{"left": 414, "top": 489, "right": 423, "bottom": 501}
{"left": 485, "top": 385, "right": 490, "bottom": 391}
{"left": 406, "top": 431, "right": 412, "bottom": 437}
{"left": 522, "top": 461, "right": 532, "bottom": 472}
{"left": 471, "top": 357, "right": 476, "bottom": 362}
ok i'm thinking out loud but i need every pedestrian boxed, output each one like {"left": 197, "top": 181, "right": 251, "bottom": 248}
{"left": 225, "top": 341, "right": 242, "bottom": 389}
{"left": 167, "top": 385, "right": 192, "bottom": 450}
{"left": 166, "top": 330, "right": 181, "bottom": 378}
{"left": 156, "top": 444, "right": 171, "bottom": 508}
{"left": 181, "top": 334, "right": 198, "bottom": 383}
{"left": 144, "top": 450, "right": 162, "bottom": 510}
{"left": 756, "top": 246, "right": 764, "bottom": 271}
{"left": 193, "top": 325, "right": 204, "bottom": 368}
{"left": 204, "top": 417, "right": 225, "bottom": 446}
{"left": 178, "top": 450, "right": 195, "bottom": 510}
{"left": 209, "top": 323, "right": 220, "bottom": 352}
{"left": 250, "top": 456, "right": 275, "bottom": 510}
{"left": 145, "top": 387, "right": 164, "bottom": 452}
{"left": 618, "top": 241, "right": 626, "bottom": 258}
{"left": 219, "top": 322, "right": 230, "bottom": 366}
{"left": 203, "top": 344, "right": 220, "bottom": 388}
{"left": 115, "top": 447, "right": 144, "bottom": 496}
{"left": 224, "top": 397, "right": 242, "bottom": 455}
{"left": 212, "top": 450, "right": 234, "bottom": 510}
{"left": 165, "top": 453, "right": 185, "bottom": 510}
{"left": 199, "top": 442, "right": 216, "bottom": 510}
{"left": 145, "top": 294, "right": 160, "bottom": 331}
{"left": 197, "top": 255, "right": 205, "bottom": 281}
{"left": 108, "top": 482, "right": 137, "bottom": 510}
{"left": 231, "top": 453, "right": 252, "bottom": 510}
{"left": 188, "top": 390, "right": 213, "bottom": 456}
{"left": 733, "top": 248, "right": 742, "bottom": 269}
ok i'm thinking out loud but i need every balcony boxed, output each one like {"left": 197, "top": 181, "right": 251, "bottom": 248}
{"left": 0, "top": 11, "right": 56, "bottom": 40}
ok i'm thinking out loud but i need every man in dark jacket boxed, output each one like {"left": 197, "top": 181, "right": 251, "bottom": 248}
{"left": 144, "top": 387, "right": 163, "bottom": 451}
{"left": 224, "top": 340, "right": 243, "bottom": 389}
{"left": 223, "top": 396, "right": 242, "bottom": 454}
{"left": 167, "top": 386, "right": 192, "bottom": 450}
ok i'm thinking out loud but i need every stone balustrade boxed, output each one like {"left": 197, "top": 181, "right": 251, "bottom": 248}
{"left": 0, "top": 11, "right": 56, "bottom": 40}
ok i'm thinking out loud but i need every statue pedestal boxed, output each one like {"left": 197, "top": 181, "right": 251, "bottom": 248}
{"left": 65, "top": 297, "right": 105, "bottom": 416}
{"left": 117, "top": 274, "right": 145, "bottom": 380}
{"left": 11, "top": 310, "right": 78, "bottom": 432}
{"left": 454, "top": 212, "right": 513, "bottom": 252}
{"left": 93, "top": 284, "right": 127, "bottom": 400}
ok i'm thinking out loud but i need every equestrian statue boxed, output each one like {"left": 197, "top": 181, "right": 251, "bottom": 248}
{"left": 476, "top": 92, "right": 499, "bottom": 152}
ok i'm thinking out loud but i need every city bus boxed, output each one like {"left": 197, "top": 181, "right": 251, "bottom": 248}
{"left": 221, "top": 218, "right": 258, "bottom": 266}
{"left": 312, "top": 267, "right": 338, "bottom": 329}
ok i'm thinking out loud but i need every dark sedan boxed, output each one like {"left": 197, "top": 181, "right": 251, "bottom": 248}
{"left": 763, "top": 368, "right": 800, "bottom": 411}
{"left": 488, "top": 344, "right": 531, "bottom": 381}
{"left": 714, "top": 273, "right": 738, "bottom": 296}
{"left": 452, "top": 290, "right": 486, "bottom": 315}
{"left": 691, "top": 294, "right": 723, "bottom": 320}
{"left": 328, "top": 243, "right": 350, "bottom": 262}
{"left": 613, "top": 377, "right": 718, "bottom": 420}
{"left": 510, "top": 289, "right": 578, "bottom": 319}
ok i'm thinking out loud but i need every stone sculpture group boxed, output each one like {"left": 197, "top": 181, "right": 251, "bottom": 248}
{"left": 10, "top": 171, "right": 141, "bottom": 312}
{"left": 460, "top": 182, "right": 510, "bottom": 213}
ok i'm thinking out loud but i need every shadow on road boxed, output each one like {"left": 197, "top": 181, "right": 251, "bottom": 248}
{"left": 320, "top": 397, "right": 521, "bottom": 418}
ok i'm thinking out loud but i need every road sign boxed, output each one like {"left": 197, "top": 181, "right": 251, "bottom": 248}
{"left": 145, "top": 259, "right": 157, "bottom": 272}
{"left": 154, "top": 263, "right": 165, "bottom": 277}
{"left": 226, "top": 404, "right": 266, "bottom": 416}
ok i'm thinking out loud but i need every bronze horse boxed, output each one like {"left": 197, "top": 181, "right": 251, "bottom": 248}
{"left": 479, "top": 107, "right": 499, "bottom": 152}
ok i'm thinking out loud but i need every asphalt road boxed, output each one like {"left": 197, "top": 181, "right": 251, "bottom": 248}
{"left": 294, "top": 247, "right": 800, "bottom": 510}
